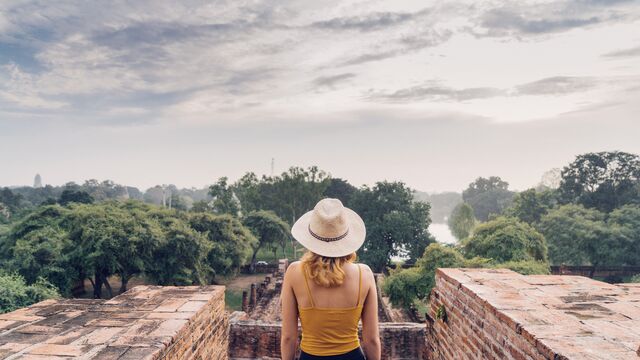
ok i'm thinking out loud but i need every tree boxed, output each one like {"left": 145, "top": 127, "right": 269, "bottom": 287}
{"left": 231, "top": 172, "right": 263, "bottom": 213}
{"left": 1, "top": 206, "right": 76, "bottom": 295}
{"left": 559, "top": 151, "right": 640, "bottom": 212}
{"left": 146, "top": 216, "right": 211, "bottom": 286}
{"left": 537, "top": 204, "right": 617, "bottom": 269}
{"left": 65, "top": 203, "right": 143, "bottom": 298}
{"left": 350, "top": 181, "right": 434, "bottom": 271}
{"left": 504, "top": 188, "right": 556, "bottom": 225}
{"left": 188, "top": 213, "right": 256, "bottom": 281}
{"left": 59, "top": 189, "right": 94, "bottom": 205}
{"left": 606, "top": 205, "right": 640, "bottom": 266}
{"left": 463, "top": 217, "right": 547, "bottom": 263}
{"left": 209, "top": 177, "right": 240, "bottom": 215}
{"left": 462, "top": 177, "right": 515, "bottom": 221}
{"left": 448, "top": 203, "right": 476, "bottom": 240}
{"left": 243, "top": 211, "right": 290, "bottom": 272}
{"left": 323, "top": 178, "right": 358, "bottom": 206}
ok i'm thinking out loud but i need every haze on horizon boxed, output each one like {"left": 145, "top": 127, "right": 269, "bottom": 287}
{"left": 1, "top": 0, "right": 639, "bottom": 193}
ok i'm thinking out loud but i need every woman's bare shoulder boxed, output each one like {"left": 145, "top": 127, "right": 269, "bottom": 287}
{"left": 284, "top": 261, "right": 302, "bottom": 280}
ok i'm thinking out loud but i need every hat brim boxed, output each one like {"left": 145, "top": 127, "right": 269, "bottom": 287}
{"left": 291, "top": 207, "right": 366, "bottom": 258}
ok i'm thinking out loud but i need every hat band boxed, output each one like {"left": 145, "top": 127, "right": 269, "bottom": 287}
{"left": 308, "top": 225, "right": 349, "bottom": 243}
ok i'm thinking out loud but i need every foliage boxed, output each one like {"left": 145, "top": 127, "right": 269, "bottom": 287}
{"left": 559, "top": 151, "right": 640, "bottom": 212}
{"left": 0, "top": 272, "right": 59, "bottom": 314}
{"left": 209, "top": 177, "right": 240, "bottom": 215}
{"left": 492, "top": 260, "right": 551, "bottom": 275}
{"left": 537, "top": 204, "right": 613, "bottom": 266}
{"left": 505, "top": 188, "right": 557, "bottom": 225}
{"left": 323, "top": 178, "right": 358, "bottom": 206}
{"left": 448, "top": 203, "right": 476, "bottom": 240}
{"left": 59, "top": 189, "right": 94, "bottom": 205}
{"left": 382, "top": 267, "right": 425, "bottom": 308}
{"left": 629, "top": 274, "right": 640, "bottom": 283}
{"left": 383, "top": 243, "right": 470, "bottom": 308}
{"left": 462, "top": 177, "right": 515, "bottom": 221}
{"left": 607, "top": 205, "right": 640, "bottom": 266}
{"left": 147, "top": 215, "right": 211, "bottom": 286}
{"left": 1, "top": 200, "right": 257, "bottom": 298}
{"left": 242, "top": 210, "right": 290, "bottom": 272}
{"left": 350, "top": 181, "right": 434, "bottom": 271}
{"left": 463, "top": 217, "right": 547, "bottom": 263}
{"left": 188, "top": 213, "right": 256, "bottom": 281}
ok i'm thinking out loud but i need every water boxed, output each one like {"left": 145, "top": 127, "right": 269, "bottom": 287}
{"left": 391, "top": 223, "right": 457, "bottom": 262}
{"left": 429, "top": 223, "right": 457, "bottom": 245}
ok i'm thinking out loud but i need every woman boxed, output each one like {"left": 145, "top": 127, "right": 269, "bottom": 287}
{"left": 280, "top": 198, "right": 381, "bottom": 360}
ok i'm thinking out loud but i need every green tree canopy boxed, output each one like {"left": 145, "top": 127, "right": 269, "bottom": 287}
{"left": 208, "top": 177, "right": 240, "bottom": 215}
{"left": 243, "top": 210, "right": 290, "bottom": 272}
{"left": 59, "top": 189, "right": 94, "bottom": 205}
{"left": 350, "top": 181, "right": 434, "bottom": 271}
{"left": 463, "top": 217, "right": 547, "bottom": 263}
{"left": 537, "top": 204, "right": 614, "bottom": 267}
{"left": 608, "top": 205, "right": 640, "bottom": 266}
{"left": 188, "top": 213, "right": 256, "bottom": 281}
{"left": 504, "top": 188, "right": 556, "bottom": 225}
{"left": 448, "top": 203, "right": 476, "bottom": 240}
{"left": 462, "top": 177, "right": 515, "bottom": 221}
{"left": 559, "top": 151, "right": 640, "bottom": 212}
{"left": 323, "top": 178, "right": 358, "bottom": 206}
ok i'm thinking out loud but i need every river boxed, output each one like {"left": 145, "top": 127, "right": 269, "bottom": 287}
{"left": 429, "top": 223, "right": 457, "bottom": 245}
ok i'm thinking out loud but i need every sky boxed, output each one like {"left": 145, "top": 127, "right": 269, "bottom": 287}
{"left": 1, "top": 0, "right": 639, "bottom": 192}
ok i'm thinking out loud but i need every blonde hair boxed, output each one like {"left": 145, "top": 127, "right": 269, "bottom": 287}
{"left": 301, "top": 251, "right": 357, "bottom": 288}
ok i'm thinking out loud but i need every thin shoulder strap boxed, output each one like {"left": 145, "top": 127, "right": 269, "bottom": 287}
{"left": 356, "top": 264, "right": 363, "bottom": 307}
{"left": 301, "top": 263, "right": 315, "bottom": 308}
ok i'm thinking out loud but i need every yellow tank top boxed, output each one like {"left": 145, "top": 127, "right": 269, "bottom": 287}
{"left": 298, "top": 264, "right": 364, "bottom": 356}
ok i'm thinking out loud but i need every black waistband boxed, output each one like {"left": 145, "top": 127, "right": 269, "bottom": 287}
{"left": 299, "top": 347, "right": 365, "bottom": 360}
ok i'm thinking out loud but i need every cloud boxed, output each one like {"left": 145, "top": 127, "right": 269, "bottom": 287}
{"left": 479, "top": 9, "right": 601, "bottom": 35}
{"left": 339, "top": 29, "right": 453, "bottom": 66}
{"left": 368, "top": 76, "right": 599, "bottom": 103}
{"left": 602, "top": 45, "right": 640, "bottom": 58}
{"left": 366, "top": 84, "right": 506, "bottom": 103}
{"left": 471, "top": 0, "right": 639, "bottom": 37}
{"left": 515, "top": 76, "right": 597, "bottom": 95}
{"left": 312, "top": 73, "right": 356, "bottom": 90}
{"left": 309, "top": 11, "right": 419, "bottom": 32}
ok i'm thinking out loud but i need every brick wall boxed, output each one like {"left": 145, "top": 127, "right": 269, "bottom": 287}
{"left": 228, "top": 314, "right": 425, "bottom": 359}
{"left": 0, "top": 285, "right": 228, "bottom": 360}
{"left": 426, "top": 268, "right": 640, "bottom": 360}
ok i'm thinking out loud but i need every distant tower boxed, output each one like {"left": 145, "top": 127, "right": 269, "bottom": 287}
{"left": 34, "top": 174, "right": 42, "bottom": 188}
{"left": 271, "top": 158, "right": 275, "bottom": 177}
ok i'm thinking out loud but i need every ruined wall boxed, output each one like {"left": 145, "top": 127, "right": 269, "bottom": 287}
{"left": 426, "top": 268, "right": 640, "bottom": 360}
{"left": 0, "top": 285, "right": 228, "bottom": 360}
{"left": 228, "top": 315, "right": 425, "bottom": 360}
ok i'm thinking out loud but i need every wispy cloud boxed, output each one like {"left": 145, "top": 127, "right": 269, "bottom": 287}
{"left": 515, "top": 76, "right": 597, "bottom": 95}
{"left": 312, "top": 73, "right": 356, "bottom": 90}
{"left": 602, "top": 45, "right": 640, "bottom": 58}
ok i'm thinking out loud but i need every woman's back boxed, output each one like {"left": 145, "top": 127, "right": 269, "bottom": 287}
{"left": 291, "top": 261, "right": 366, "bottom": 356}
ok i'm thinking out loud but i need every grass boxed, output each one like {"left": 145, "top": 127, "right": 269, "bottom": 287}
{"left": 254, "top": 240, "right": 302, "bottom": 263}
{"left": 225, "top": 289, "right": 243, "bottom": 311}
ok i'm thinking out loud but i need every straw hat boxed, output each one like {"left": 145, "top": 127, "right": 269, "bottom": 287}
{"left": 291, "top": 198, "right": 366, "bottom": 258}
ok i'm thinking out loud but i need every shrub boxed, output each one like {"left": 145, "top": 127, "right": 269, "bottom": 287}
{"left": 463, "top": 217, "right": 547, "bottom": 263}
{"left": 493, "top": 260, "right": 550, "bottom": 275}
{"left": 0, "top": 273, "right": 59, "bottom": 314}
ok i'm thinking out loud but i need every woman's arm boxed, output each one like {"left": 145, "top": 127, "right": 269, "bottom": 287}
{"left": 360, "top": 266, "right": 381, "bottom": 360}
{"left": 280, "top": 263, "right": 299, "bottom": 360}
